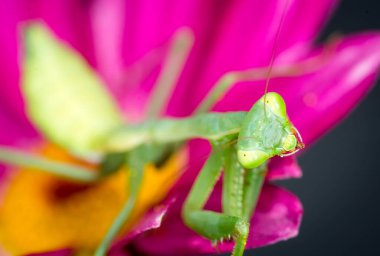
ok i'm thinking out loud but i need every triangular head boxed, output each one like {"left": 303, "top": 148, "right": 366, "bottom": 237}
{"left": 237, "top": 92, "right": 304, "bottom": 169}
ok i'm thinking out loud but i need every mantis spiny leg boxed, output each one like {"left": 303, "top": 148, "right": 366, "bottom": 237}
{"left": 242, "top": 164, "right": 267, "bottom": 221}
{"left": 94, "top": 150, "right": 143, "bottom": 256}
{"left": 95, "top": 143, "right": 174, "bottom": 255}
{"left": 146, "top": 27, "right": 194, "bottom": 118}
{"left": 0, "top": 146, "right": 98, "bottom": 182}
{"left": 222, "top": 144, "right": 244, "bottom": 218}
{"left": 182, "top": 144, "right": 249, "bottom": 256}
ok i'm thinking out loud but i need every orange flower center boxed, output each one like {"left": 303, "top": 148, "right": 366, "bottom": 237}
{"left": 0, "top": 144, "right": 186, "bottom": 255}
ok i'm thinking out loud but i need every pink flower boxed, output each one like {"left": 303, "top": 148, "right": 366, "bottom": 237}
{"left": 0, "top": 0, "right": 379, "bottom": 255}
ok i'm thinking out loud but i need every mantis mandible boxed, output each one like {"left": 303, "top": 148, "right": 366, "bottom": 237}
{"left": 0, "top": 17, "right": 308, "bottom": 256}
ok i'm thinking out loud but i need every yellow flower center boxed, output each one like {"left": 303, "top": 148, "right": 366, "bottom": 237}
{"left": 0, "top": 144, "right": 186, "bottom": 255}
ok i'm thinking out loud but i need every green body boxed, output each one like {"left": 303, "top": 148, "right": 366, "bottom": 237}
{"left": 23, "top": 24, "right": 123, "bottom": 156}
{"left": 0, "top": 23, "right": 304, "bottom": 256}
{"left": 104, "top": 112, "right": 245, "bottom": 151}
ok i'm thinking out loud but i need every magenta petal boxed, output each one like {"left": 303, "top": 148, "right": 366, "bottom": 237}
{"left": 284, "top": 33, "right": 380, "bottom": 145}
{"left": 89, "top": 0, "right": 126, "bottom": 92}
{"left": 132, "top": 183, "right": 302, "bottom": 255}
{"left": 109, "top": 199, "right": 175, "bottom": 255}
{"left": 19, "top": 0, "right": 96, "bottom": 65}
{"left": 245, "top": 184, "right": 303, "bottom": 248}
{"left": 267, "top": 156, "right": 302, "bottom": 180}
{"left": 0, "top": 0, "right": 30, "bottom": 126}
{"left": 0, "top": 111, "right": 36, "bottom": 147}
{"left": 173, "top": 0, "right": 338, "bottom": 115}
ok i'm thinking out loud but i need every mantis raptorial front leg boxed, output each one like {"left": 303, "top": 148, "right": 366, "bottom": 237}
{"left": 183, "top": 145, "right": 268, "bottom": 256}
{"left": 182, "top": 145, "right": 250, "bottom": 256}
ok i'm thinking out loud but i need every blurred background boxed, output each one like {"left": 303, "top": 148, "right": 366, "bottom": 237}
{"left": 247, "top": 0, "right": 380, "bottom": 255}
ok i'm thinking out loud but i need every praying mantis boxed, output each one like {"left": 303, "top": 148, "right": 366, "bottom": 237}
{"left": 0, "top": 18, "right": 307, "bottom": 256}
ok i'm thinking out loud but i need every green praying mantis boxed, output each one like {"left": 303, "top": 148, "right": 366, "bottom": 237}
{"left": 0, "top": 22, "right": 305, "bottom": 256}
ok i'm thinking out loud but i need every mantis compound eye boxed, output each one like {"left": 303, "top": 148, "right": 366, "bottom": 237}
{"left": 282, "top": 134, "right": 297, "bottom": 151}
{"left": 262, "top": 92, "right": 287, "bottom": 119}
{"left": 280, "top": 128, "right": 305, "bottom": 157}
{"left": 237, "top": 149, "right": 269, "bottom": 169}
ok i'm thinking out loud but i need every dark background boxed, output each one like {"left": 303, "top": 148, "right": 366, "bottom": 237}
{"left": 248, "top": 0, "right": 380, "bottom": 255}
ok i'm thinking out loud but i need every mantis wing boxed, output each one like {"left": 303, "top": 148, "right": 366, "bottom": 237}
{"left": 22, "top": 23, "right": 123, "bottom": 156}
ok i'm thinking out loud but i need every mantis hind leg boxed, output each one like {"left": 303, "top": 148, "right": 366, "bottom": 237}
{"left": 194, "top": 49, "right": 334, "bottom": 115}
{"left": 182, "top": 145, "right": 249, "bottom": 256}
{"left": 94, "top": 150, "right": 144, "bottom": 256}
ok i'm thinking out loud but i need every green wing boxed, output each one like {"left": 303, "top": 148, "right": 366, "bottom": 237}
{"left": 22, "top": 23, "right": 123, "bottom": 156}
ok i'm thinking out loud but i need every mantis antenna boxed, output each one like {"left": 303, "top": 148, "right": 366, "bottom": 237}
{"left": 263, "top": 0, "right": 290, "bottom": 113}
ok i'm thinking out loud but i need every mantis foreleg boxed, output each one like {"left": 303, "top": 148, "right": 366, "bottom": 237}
{"left": 242, "top": 164, "right": 267, "bottom": 221}
{"left": 222, "top": 145, "right": 244, "bottom": 218}
{"left": 182, "top": 145, "right": 249, "bottom": 256}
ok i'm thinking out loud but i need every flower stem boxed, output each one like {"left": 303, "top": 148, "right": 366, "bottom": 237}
{"left": 0, "top": 146, "right": 99, "bottom": 182}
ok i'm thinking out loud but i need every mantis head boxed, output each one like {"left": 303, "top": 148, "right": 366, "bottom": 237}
{"left": 237, "top": 92, "right": 304, "bottom": 169}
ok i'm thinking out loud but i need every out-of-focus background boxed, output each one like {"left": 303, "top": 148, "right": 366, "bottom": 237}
{"left": 245, "top": 0, "right": 380, "bottom": 255}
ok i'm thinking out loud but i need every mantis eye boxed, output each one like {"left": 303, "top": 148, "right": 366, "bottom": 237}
{"left": 282, "top": 134, "right": 297, "bottom": 151}
{"left": 262, "top": 92, "right": 287, "bottom": 119}
{"left": 237, "top": 149, "right": 269, "bottom": 169}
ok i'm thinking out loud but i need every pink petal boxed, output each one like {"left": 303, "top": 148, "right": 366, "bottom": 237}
{"left": 132, "top": 183, "right": 302, "bottom": 255}
{"left": 168, "top": 0, "right": 338, "bottom": 116}
{"left": 119, "top": 0, "right": 225, "bottom": 113}
{"left": 18, "top": 0, "right": 96, "bottom": 64}
{"left": 0, "top": 111, "right": 38, "bottom": 185}
{"left": 287, "top": 33, "right": 380, "bottom": 145}
{"left": 0, "top": 0, "right": 29, "bottom": 126}
{"left": 109, "top": 198, "right": 175, "bottom": 255}
{"left": 89, "top": 0, "right": 126, "bottom": 92}
{"left": 0, "top": 109, "right": 37, "bottom": 147}
{"left": 267, "top": 156, "right": 302, "bottom": 180}
{"left": 246, "top": 183, "right": 303, "bottom": 248}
